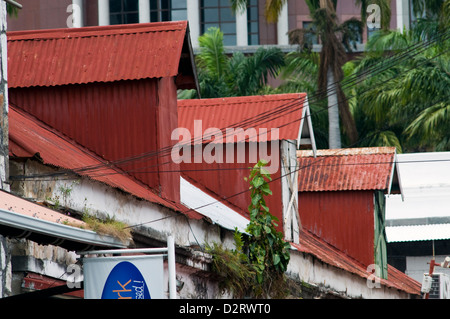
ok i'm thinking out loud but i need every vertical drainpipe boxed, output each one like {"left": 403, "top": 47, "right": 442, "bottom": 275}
{"left": 0, "top": 0, "right": 10, "bottom": 192}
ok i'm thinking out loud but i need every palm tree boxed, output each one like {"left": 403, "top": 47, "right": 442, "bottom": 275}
{"left": 352, "top": 10, "right": 450, "bottom": 152}
{"left": 231, "top": 0, "right": 287, "bottom": 23}
{"left": 232, "top": 0, "right": 392, "bottom": 149}
{"left": 192, "top": 27, "right": 285, "bottom": 98}
{"left": 286, "top": 0, "right": 363, "bottom": 148}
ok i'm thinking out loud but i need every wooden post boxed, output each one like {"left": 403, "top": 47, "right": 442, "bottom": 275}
{"left": 281, "top": 140, "right": 300, "bottom": 243}
{"left": 0, "top": 1, "right": 10, "bottom": 191}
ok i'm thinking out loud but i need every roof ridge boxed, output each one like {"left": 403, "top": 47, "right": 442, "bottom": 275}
{"left": 178, "top": 93, "right": 307, "bottom": 108}
{"left": 8, "top": 21, "right": 187, "bottom": 41}
{"left": 297, "top": 147, "right": 396, "bottom": 157}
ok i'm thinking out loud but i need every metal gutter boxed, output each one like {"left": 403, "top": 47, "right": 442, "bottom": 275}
{"left": 0, "top": 208, "right": 128, "bottom": 250}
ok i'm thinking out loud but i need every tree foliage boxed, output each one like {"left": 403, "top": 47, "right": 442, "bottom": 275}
{"left": 206, "top": 160, "right": 291, "bottom": 298}
{"left": 351, "top": 13, "right": 450, "bottom": 152}
{"left": 192, "top": 27, "right": 285, "bottom": 99}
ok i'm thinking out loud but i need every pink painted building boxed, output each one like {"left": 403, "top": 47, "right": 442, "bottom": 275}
{"left": 7, "top": 0, "right": 412, "bottom": 49}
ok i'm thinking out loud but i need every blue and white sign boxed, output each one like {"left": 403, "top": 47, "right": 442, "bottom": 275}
{"left": 83, "top": 254, "right": 164, "bottom": 299}
{"left": 101, "top": 261, "right": 151, "bottom": 299}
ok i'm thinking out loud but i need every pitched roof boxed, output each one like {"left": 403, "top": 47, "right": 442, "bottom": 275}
{"left": 7, "top": 21, "right": 197, "bottom": 89}
{"left": 297, "top": 147, "right": 399, "bottom": 192}
{"left": 8, "top": 105, "right": 202, "bottom": 219}
{"left": 292, "top": 228, "right": 421, "bottom": 296}
{"left": 178, "top": 93, "right": 314, "bottom": 144}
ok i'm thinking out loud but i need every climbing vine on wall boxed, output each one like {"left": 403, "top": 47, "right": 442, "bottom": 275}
{"left": 206, "top": 160, "right": 291, "bottom": 298}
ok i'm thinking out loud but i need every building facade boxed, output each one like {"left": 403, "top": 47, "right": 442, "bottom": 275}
{"left": 7, "top": 0, "right": 413, "bottom": 49}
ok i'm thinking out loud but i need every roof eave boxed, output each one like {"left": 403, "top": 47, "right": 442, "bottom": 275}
{"left": 0, "top": 207, "right": 128, "bottom": 251}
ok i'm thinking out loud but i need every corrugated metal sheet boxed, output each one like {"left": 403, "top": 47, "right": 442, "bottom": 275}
{"left": 0, "top": 190, "right": 129, "bottom": 250}
{"left": 180, "top": 142, "right": 284, "bottom": 232}
{"left": 386, "top": 224, "right": 450, "bottom": 242}
{"left": 7, "top": 21, "right": 188, "bottom": 88}
{"left": 291, "top": 229, "right": 421, "bottom": 295}
{"left": 9, "top": 77, "right": 181, "bottom": 203}
{"left": 299, "top": 190, "right": 375, "bottom": 267}
{"left": 0, "top": 187, "right": 85, "bottom": 228}
{"left": 9, "top": 105, "right": 201, "bottom": 219}
{"left": 297, "top": 147, "right": 397, "bottom": 192}
{"left": 180, "top": 177, "right": 249, "bottom": 232}
{"left": 178, "top": 93, "right": 307, "bottom": 142}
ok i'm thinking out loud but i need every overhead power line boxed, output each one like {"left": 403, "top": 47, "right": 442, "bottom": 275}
{"left": 122, "top": 94, "right": 449, "bottom": 230}
{"left": 8, "top": 29, "right": 450, "bottom": 182}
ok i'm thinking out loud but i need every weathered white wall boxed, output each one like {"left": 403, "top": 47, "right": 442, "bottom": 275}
{"left": 0, "top": 235, "right": 12, "bottom": 297}
{"left": 10, "top": 159, "right": 235, "bottom": 298}
{"left": 287, "top": 248, "right": 411, "bottom": 299}
{"left": 406, "top": 255, "right": 450, "bottom": 283}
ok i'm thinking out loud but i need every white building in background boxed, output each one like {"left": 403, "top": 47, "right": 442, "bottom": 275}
{"left": 386, "top": 152, "right": 450, "bottom": 298}
{"left": 8, "top": 0, "right": 415, "bottom": 51}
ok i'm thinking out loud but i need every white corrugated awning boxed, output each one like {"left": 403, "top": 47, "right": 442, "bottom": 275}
{"left": 180, "top": 177, "right": 249, "bottom": 233}
{"left": 386, "top": 224, "right": 450, "bottom": 243}
{"left": 0, "top": 190, "right": 129, "bottom": 250}
{"left": 386, "top": 152, "right": 450, "bottom": 243}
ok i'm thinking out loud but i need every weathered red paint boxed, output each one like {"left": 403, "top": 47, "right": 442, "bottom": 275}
{"left": 7, "top": 21, "right": 194, "bottom": 88}
{"left": 181, "top": 142, "right": 283, "bottom": 231}
{"left": 9, "top": 105, "right": 201, "bottom": 218}
{"left": 178, "top": 94, "right": 307, "bottom": 142}
{"left": 7, "top": 21, "right": 197, "bottom": 205}
{"left": 297, "top": 147, "right": 399, "bottom": 268}
{"left": 177, "top": 94, "right": 308, "bottom": 232}
{"left": 291, "top": 229, "right": 421, "bottom": 295}
{"left": 297, "top": 148, "right": 397, "bottom": 192}
{"left": 299, "top": 190, "right": 375, "bottom": 267}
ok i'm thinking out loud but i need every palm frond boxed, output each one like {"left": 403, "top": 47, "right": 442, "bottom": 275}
{"left": 197, "top": 27, "right": 228, "bottom": 80}
{"left": 264, "top": 0, "right": 288, "bottom": 23}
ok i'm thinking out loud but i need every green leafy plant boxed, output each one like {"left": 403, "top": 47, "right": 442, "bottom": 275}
{"left": 206, "top": 160, "right": 291, "bottom": 298}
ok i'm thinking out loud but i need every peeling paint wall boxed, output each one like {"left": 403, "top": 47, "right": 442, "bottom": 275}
{"left": 8, "top": 158, "right": 236, "bottom": 298}
{"left": 0, "top": 235, "right": 12, "bottom": 297}
{"left": 287, "top": 249, "right": 410, "bottom": 299}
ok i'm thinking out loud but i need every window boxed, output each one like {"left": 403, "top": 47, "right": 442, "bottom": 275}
{"left": 150, "top": 0, "right": 187, "bottom": 22}
{"left": 200, "top": 0, "right": 236, "bottom": 46}
{"left": 346, "top": 22, "right": 362, "bottom": 48}
{"left": 303, "top": 21, "right": 318, "bottom": 45}
{"left": 247, "top": 0, "right": 259, "bottom": 45}
{"left": 109, "top": 0, "right": 139, "bottom": 25}
{"left": 367, "top": 26, "right": 381, "bottom": 40}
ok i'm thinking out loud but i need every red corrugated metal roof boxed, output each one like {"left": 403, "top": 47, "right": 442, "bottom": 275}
{"left": 292, "top": 228, "right": 421, "bottom": 296}
{"left": 7, "top": 21, "right": 189, "bottom": 88}
{"left": 8, "top": 105, "right": 202, "bottom": 219}
{"left": 297, "top": 147, "right": 397, "bottom": 192}
{"left": 178, "top": 93, "right": 307, "bottom": 142}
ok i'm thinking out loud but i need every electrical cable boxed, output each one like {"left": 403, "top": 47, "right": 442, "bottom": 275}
{"left": 9, "top": 34, "right": 449, "bottom": 181}
{"left": 122, "top": 93, "right": 450, "bottom": 229}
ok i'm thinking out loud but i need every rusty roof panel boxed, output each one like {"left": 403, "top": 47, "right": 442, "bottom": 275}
{"left": 9, "top": 105, "right": 202, "bottom": 219}
{"left": 292, "top": 228, "right": 421, "bottom": 295}
{"left": 178, "top": 93, "right": 307, "bottom": 142}
{"left": 297, "top": 147, "right": 397, "bottom": 192}
{"left": 7, "top": 21, "right": 188, "bottom": 88}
